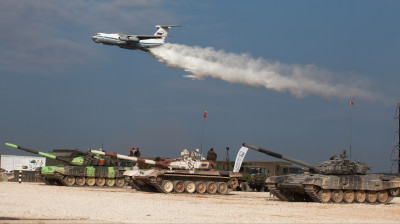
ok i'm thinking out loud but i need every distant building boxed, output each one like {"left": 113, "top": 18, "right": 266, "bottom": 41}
{"left": 216, "top": 160, "right": 303, "bottom": 176}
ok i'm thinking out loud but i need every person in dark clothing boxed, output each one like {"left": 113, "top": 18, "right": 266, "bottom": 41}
{"left": 128, "top": 147, "right": 136, "bottom": 156}
{"left": 128, "top": 147, "right": 141, "bottom": 157}
{"left": 133, "top": 148, "right": 141, "bottom": 157}
{"left": 206, "top": 148, "right": 217, "bottom": 162}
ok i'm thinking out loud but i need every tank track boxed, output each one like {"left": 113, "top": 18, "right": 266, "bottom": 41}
{"left": 304, "top": 185, "right": 395, "bottom": 204}
{"left": 126, "top": 178, "right": 142, "bottom": 191}
{"left": 266, "top": 184, "right": 290, "bottom": 201}
{"left": 54, "top": 172, "right": 69, "bottom": 186}
{"left": 132, "top": 179, "right": 154, "bottom": 192}
{"left": 141, "top": 174, "right": 234, "bottom": 194}
{"left": 304, "top": 185, "right": 323, "bottom": 202}
{"left": 42, "top": 172, "right": 126, "bottom": 188}
{"left": 150, "top": 177, "right": 167, "bottom": 193}
{"left": 386, "top": 197, "right": 395, "bottom": 203}
{"left": 35, "top": 170, "right": 51, "bottom": 185}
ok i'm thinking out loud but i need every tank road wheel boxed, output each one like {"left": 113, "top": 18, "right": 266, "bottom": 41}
{"left": 96, "top": 177, "right": 106, "bottom": 187}
{"left": 64, "top": 176, "right": 76, "bottom": 186}
{"left": 228, "top": 178, "right": 239, "bottom": 189}
{"left": 75, "top": 177, "right": 85, "bottom": 186}
{"left": 161, "top": 180, "right": 174, "bottom": 193}
{"left": 106, "top": 178, "right": 115, "bottom": 187}
{"left": 196, "top": 181, "right": 207, "bottom": 194}
{"left": 331, "top": 190, "right": 344, "bottom": 203}
{"left": 343, "top": 190, "right": 355, "bottom": 203}
{"left": 184, "top": 181, "right": 196, "bottom": 193}
{"left": 389, "top": 188, "right": 400, "bottom": 197}
{"left": 217, "top": 182, "right": 228, "bottom": 194}
{"left": 240, "top": 182, "right": 250, "bottom": 192}
{"left": 318, "top": 189, "right": 331, "bottom": 203}
{"left": 377, "top": 190, "right": 389, "bottom": 203}
{"left": 86, "top": 177, "right": 95, "bottom": 186}
{"left": 366, "top": 191, "right": 377, "bottom": 203}
{"left": 115, "top": 178, "right": 125, "bottom": 188}
{"left": 206, "top": 182, "right": 217, "bottom": 194}
{"left": 156, "top": 176, "right": 163, "bottom": 185}
{"left": 355, "top": 190, "right": 366, "bottom": 203}
{"left": 173, "top": 180, "right": 185, "bottom": 193}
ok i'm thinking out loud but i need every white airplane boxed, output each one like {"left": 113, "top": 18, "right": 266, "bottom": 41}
{"left": 91, "top": 25, "right": 180, "bottom": 51}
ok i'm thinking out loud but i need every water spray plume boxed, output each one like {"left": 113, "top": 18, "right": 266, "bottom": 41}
{"left": 149, "top": 43, "right": 379, "bottom": 101}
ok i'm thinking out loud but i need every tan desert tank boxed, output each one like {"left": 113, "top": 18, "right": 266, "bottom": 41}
{"left": 91, "top": 149, "right": 241, "bottom": 194}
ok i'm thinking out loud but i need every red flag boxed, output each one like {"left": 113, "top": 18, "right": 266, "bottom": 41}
{"left": 350, "top": 101, "right": 354, "bottom": 106}
{"left": 203, "top": 111, "right": 207, "bottom": 119}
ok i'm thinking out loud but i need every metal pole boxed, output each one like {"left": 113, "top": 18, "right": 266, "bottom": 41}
{"left": 350, "top": 102, "right": 352, "bottom": 159}
{"left": 200, "top": 116, "right": 205, "bottom": 155}
{"left": 398, "top": 103, "right": 400, "bottom": 174}
{"left": 225, "top": 147, "right": 230, "bottom": 171}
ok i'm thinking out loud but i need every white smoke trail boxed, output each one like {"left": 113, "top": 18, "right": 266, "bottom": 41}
{"left": 149, "top": 43, "right": 378, "bottom": 101}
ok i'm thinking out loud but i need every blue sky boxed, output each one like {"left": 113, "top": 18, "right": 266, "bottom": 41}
{"left": 1, "top": 0, "right": 399, "bottom": 172}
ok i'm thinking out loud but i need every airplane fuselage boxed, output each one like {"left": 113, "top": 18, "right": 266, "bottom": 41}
{"left": 91, "top": 33, "right": 164, "bottom": 51}
{"left": 91, "top": 25, "right": 179, "bottom": 51}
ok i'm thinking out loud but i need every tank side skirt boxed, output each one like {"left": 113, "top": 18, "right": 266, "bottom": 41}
{"left": 318, "top": 176, "right": 400, "bottom": 191}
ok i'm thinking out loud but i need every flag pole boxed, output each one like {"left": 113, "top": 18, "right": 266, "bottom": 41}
{"left": 200, "top": 111, "right": 207, "bottom": 155}
{"left": 349, "top": 101, "right": 353, "bottom": 159}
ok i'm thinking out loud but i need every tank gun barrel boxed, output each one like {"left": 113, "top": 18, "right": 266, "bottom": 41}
{"left": 243, "top": 143, "right": 317, "bottom": 171}
{"left": 5, "top": 143, "right": 58, "bottom": 160}
{"left": 90, "top": 150, "right": 169, "bottom": 168}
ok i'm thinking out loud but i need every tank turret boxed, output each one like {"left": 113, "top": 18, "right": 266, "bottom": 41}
{"left": 90, "top": 148, "right": 215, "bottom": 170}
{"left": 243, "top": 143, "right": 400, "bottom": 204}
{"left": 5, "top": 143, "right": 111, "bottom": 166}
{"left": 243, "top": 143, "right": 370, "bottom": 175}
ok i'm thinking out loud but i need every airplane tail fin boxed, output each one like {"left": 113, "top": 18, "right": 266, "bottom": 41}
{"left": 154, "top": 25, "right": 180, "bottom": 42}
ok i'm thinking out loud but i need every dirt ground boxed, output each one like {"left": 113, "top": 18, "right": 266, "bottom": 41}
{"left": 0, "top": 182, "right": 399, "bottom": 223}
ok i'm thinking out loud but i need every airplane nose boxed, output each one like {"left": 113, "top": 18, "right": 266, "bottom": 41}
{"left": 91, "top": 36, "right": 97, "bottom": 42}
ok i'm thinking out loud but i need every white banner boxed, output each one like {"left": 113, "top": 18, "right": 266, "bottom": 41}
{"left": 1, "top": 155, "right": 46, "bottom": 172}
{"left": 233, "top": 146, "right": 249, "bottom": 172}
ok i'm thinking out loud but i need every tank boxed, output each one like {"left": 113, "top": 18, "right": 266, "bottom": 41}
{"left": 5, "top": 143, "right": 132, "bottom": 188}
{"left": 91, "top": 149, "right": 242, "bottom": 194}
{"left": 239, "top": 165, "right": 268, "bottom": 192}
{"left": 243, "top": 143, "right": 400, "bottom": 204}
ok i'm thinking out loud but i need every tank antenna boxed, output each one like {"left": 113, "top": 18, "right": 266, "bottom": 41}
{"left": 101, "top": 114, "right": 104, "bottom": 151}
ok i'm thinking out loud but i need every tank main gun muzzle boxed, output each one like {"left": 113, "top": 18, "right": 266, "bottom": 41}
{"left": 5, "top": 142, "right": 57, "bottom": 160}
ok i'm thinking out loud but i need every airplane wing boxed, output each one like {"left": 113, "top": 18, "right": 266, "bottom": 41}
{"left": 136, "top": 35, "right": 165, "bottom": 39}
{"left": 119, "top": 35, "right": 166, "bottom": 42}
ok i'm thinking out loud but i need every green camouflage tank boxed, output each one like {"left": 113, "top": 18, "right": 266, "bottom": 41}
{"left": 5, "top": 143, "right": 132, "bottom": 188}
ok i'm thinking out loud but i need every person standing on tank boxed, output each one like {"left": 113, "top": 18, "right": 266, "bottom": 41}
{"left": 207, "top": 148, "right": 217, "bottom": 162}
